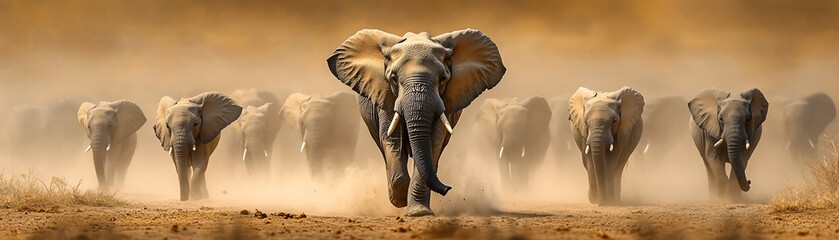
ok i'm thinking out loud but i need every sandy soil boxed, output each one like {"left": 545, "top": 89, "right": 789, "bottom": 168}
{"left": 2, "top": 197, "right": 837, "bottom": 240}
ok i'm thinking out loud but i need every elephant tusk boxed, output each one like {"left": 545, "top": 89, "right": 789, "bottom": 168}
{"left": 643, "top": 143, "right": 650, "bottom": 154}
{"left": 300, "top": 141, "right": 306, "bottom": 153}
{"left": 192, "top": 145, "right": 197, "bottom": 151}
{"left": 745, "top": 140, "right": 750, "bottom": 150}
{"left": 106, "top": 144, "right": 111, "bottom": 151}
{"left": 809, "top": 139, "right": 816, "bottom": 149}
{"left": 169, "top": 148, "right": 174, "bottom": 156}
{"left": 609, "top": 144, "right": 614, "bottom": 152}
{"left": 585, "top": 145, "right": 590, "bottom": 154}
{"left": 387, "top": 113, "right": 400, "bottom": 136}
{"left": 84, "top": 145, "right": 92, "bottom": 153}
{"left": 242, "top": 148, "right": 248, "bottom": 162}
{"left": 521, "top": 147, "right": 526, "bottom": 158}
{"left": 714, "top": 139, "right": 724, "bottom": 148}
{"left": 440, "top": 114, "right": 454, "bottom": 134}
{"left": 264, "top": 150, "right": 268, "bottom": 157}
{"left": 499, "top": 147, "right": 504, "bottom": 159}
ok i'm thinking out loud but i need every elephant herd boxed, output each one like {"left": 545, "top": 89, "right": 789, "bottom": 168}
{"left": 3, "top": 28, "right": 836, "bottom": 217}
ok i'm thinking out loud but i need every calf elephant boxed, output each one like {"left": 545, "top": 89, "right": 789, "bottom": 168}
{"left": 77, "top": 100, "right": 146, "bottom": 190}
{"left": 475, "top": 97, "right": 551, "bottom": 190}
{"left": 569, "top": 87, "right": 644, "bottom": 205}
{"left": 153, "top": 92, "right": 242, "bottom": 201}
{"left": 782, "top": 93, "right": 835, "bottom": 163}
{"left": 280, "top": 92, "right": 360, "bottom": 179}
{"left": 227, "top": 89, "right": 282, "bottom": 180}
{"left": 688, "top": 88, "right": 768, "bottom": 200}
{"left": 327, "top": 29, "right": 506, "bottom": 216}
{"left": 636, "top": 96, "right": 690, "bottom": 163}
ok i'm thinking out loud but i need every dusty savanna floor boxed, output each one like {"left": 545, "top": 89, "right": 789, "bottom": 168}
{"left": 2, "top": 199, "right": 838, "bottom": 240}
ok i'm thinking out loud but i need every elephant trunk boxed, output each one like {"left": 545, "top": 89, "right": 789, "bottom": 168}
{"left": 725, "top": 128, "right": 751, "bottom": 192}
{"left": 89, "top": 129, "right": 110, "bottom": 190}
{"left": 172, "top": 130, "right": 193, "bottom": 201}
{"left": 588, "top": 127, "right": 614, "bottom": 205}
{"left": 402, "top": 83, "right": 451, "bottom": 196}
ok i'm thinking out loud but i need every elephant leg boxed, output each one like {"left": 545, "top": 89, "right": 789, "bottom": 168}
{"left": 115, "top": 135, "right": 137, "bottom": 189}
{"left": 359, "top": 96, "right": 410, "bottom": 208}
{"left": 406, "top": 112, "right": 459, "bottom": 217}
{"left": 613, "top": 158, "right": 629, "bottom": 202}
{"left": 190, "top": 154, "right": 209, "bottom": 200}
{"left": 497, "top": 157, "right": 511, "bottom": 191}
{"left": 582, "top": 154, "right": 598, "bottom": 204}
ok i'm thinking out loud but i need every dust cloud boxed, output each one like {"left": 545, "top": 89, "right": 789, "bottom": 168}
{"left": 0, "top": 0, "right": 837, "bottom": 216}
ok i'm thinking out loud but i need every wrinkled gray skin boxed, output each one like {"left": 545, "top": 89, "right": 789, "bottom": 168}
{"left": 569, "top": 87, "right": 645, "bottom": 205}
{"left": 281, "top": 92, "right": 360, "bottom": 179}
{"left": 688, "top": 88, "right": 768, "bottom": 200}
{"left": 77, "top": 100, "right": 146, "bottom": 190}
{"left": 328, "top": 29, "right": 506, "bottom": 216}
{"left": 636, "top": 96, "right": 690, "bottom": 164}
{"left": 227, "top": 89, "right": 281, "bottom": 180}
{"left": 154, "top": 92, "right": 242, "bottom": 201}
{"left": 548, "top": 96, "right": 575, "bottom": 164}
{"left": 782, "top": 93, "right": 836, "bottom": 164}
{"left": 5, "top": 100, "right": 86, "bottom": 169}
{"left": 475, "top": 97, "right": 551, "bottom": 190}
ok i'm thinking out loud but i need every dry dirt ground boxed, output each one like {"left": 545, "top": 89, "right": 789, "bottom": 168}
{"left": 2, "top": 199, "right": 838, "bottom": 240}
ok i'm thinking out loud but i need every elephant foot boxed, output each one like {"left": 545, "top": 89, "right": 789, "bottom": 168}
{"left": 587, "top": 188, "right": 599, "bottom": 204}
{"left": 404, "top": 203, "right": 434, "bottom": 217}
{"left": 388, "top": 174, "right": 411, "bottom": 208}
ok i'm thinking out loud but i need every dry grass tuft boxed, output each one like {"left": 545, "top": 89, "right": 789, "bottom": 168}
{"left": 771, "top": 136, "right": 839, "bottom": 213}
{"left": 0, "top": 172, "right": 126, "bottom": 212}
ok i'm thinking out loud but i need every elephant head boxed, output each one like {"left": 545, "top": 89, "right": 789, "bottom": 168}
{"left": 153, "top": 92, "right": 242, "bottom": 200}
{"left": 77, "top": 100, "right": 146, "bottom": 189}
{"left": 237, "top": 103, "right": 274, "bottom": 165}
{"left": 281, "top": 92, "right": 357, "bottom": 157}
{"left": 569, "top": 87, "right": 644, "bottom": 204}
{"left": 328, "top": 29, "right": 506, "bottom": 196}
{"left": 689, "top": 88, "right": 768, "bottom": 192}
{"left": 783, "top": 92, "right": 836, "bottom": 162}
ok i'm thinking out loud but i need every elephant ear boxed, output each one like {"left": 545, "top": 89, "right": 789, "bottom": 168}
{"left": 77, "top": 102, "right": 96, "bottom": 129}
{"left": 433, "top": 29, "right": 507, "bottom": 114}
{"left": 327, "top": 91, "right": 360, "bottom": 124}
{"left": 740, "top": 88, "right": 769, "bottom": 135}
{"left": 258, "top": 91, "right": 283, "bottom": 137}
{"left": 189, "top": 92, "right": 243, "bottom": 144}
{"left": 804, "top": 92, "right": 836, "bottom": 134}
{"left": 154, "top": 96, "right": 177, "bottom": 150}
{"left": 521, "top": 96, "right": 552, "bottom": 137}
{"left": 327, "top": 29, "right": 404, "bottom": 111}
{"left": 608, "top": 87, "right": 645, "bottom": 142}
{"left": 280, "top": 93, "right": 311, "bottom": 137}
{"left": 689, "top": 88, "right": 730, "bottom": 138}
{"left": 108, "top": 100, "right": 147, "bottom": 142}
{"left": 569, "top": 87, "right": 597, "bottom": 139}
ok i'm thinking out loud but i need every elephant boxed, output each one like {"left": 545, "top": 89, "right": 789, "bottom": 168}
{"left": 636, "top": 96, "right": 691, "bottom": 163}
{"left": 76, "top": 100, "right": 146, "bottom": 190}
{"left": 688, "top": 88, "right": 768, "bottom": 200}
{"left": 280, "top": 92, "right": 360, "bottom": 179}
{"left": 548, "top": 96, "right": 575, "bottom": 164}
{"left": 153, "top": 92, "right": 242, "bottom": 201}
{"left": 226, "top": 89, "right": 282, "bottom": 180}
{"left": 474, "top": 97, "right": 551, "bottom": 190}
{"left": 327, "top": 29, "right": 506, "bottom": 216}
{"left": 569, "top": 86, "right": 644, "bottom": 205}
{"left": 781, "top": 93, "right": 836, "bottom": 164}
{"left": 5, "top": 100, "right": 85, "bottom": 170}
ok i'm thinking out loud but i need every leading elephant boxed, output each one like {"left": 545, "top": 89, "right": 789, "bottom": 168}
{"left": 226, "top": 89, "right": 282, "bottom": 180}
{"left": 153, "top": 92, "right": 242, "bottom": 201}
{"left": 280, "top": 92, "right": 360, "bottom": 180}
{"left": 688, "top": 88, "right": 768, "bottom": 200}
{"left": 782, "top": 93, "right": 836, "bottom": 164}
{"left": 475, "top": 97, "right": 551, "bottom": 190}
{"left": 569, "top": 87, "right": 644, "bottom": 205}
{"left": 327, "top": 29, "right": 506, "bottom": 216}
{"left": 77, "top": 100, "right": 146, "bottom": 190}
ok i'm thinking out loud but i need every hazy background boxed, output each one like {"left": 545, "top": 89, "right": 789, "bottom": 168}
{"left": 0, "top": 0, "right": 836, "bottom": 215}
